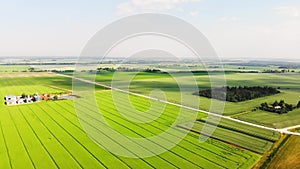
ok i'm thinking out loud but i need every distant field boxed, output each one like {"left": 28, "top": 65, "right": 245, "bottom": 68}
{"left": 0, "top": 73, "right": 261, "bottom": 169}
{"left": 266, "top": 135, "right": 300, "bottom": 169}
{"left": 0, "top": 65, "right": 30, "bottom": 72}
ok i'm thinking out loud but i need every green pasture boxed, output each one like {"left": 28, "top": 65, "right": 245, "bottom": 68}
{"left": 235, "top": 109, "right": 300, "bottom": 129}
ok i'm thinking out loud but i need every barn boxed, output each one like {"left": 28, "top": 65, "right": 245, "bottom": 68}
{"left": 4, "top": 95, "right": 17, "bottom": 105}
{"left": 4, "top": 93, "right": 41, "bottom": 106}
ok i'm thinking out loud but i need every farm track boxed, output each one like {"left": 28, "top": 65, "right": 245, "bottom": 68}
{"left": 58, "top": 73, "right": 300, "bottom": 136}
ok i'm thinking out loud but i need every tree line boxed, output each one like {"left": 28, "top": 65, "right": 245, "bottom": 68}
{"left": 195, "top": 86, "right": 280, "bottom": 102}
{"left": 259, "top": 100, "right": 300, "bottom": 114}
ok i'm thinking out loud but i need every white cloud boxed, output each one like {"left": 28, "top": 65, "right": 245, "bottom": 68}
{"left": 189, "top": 10, "right": 199, "bottom": 16}
{"left": 218, "top": 16, "right": 239, "bottom": 23}
{"left": 206, "top": 16, "right": 300, "bottom": 59}
{"left": 275, "top": 6, "right": 300, "bottom": 17}
{"left": 117, "top": 0, "right": 200, "bottom": 15}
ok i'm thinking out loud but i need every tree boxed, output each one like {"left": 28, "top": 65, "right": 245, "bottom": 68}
{"left": 21, "top": 93, "right": 26, "bottom": 99}
{"left": 272, "top": 100, "right": 279, "bottom": 107}
{"left": 279, "top": 100, "right": 285, "bottom": 107}
{"left": 28, "top": 67, "right": 35, "bottom": 72}
{"left": 53, "top": 95, "right": 58, "bottom": 100}
{"left": 297, "top": 101, "right": 300, "bottom": 108}
{"left": 286, "top": 104, "right": 293, "bottom": 111}
{"left": 197, "top": 86, "right": 280, "bottom": 102}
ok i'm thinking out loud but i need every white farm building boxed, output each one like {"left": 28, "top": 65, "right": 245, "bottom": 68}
{"left": 4, "top": 93, "right": 41, "bottom": 106}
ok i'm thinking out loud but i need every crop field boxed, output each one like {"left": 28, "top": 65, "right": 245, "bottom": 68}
{"left": 0, "top": 73, "right": 263, "bottom": 168}
{"left": 179, "top": 119, "right": 278, "bottom": 154}
{"left": 266, "top": 135, "right": 300, "bottom": 169}
{"left": 201, "top": 118, "right": 280, "bottom": 142}
{"left": 63, "top": 71, "right": 300, "bottom": 128}
{"left": 187, "top": 116, "right": 280, "bottom": 153}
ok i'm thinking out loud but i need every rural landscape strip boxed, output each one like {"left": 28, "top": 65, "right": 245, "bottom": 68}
{"left": 57, "top": 73, "right": 300, "bottom": 136}
{"left": 177, "top": 125, "right": 262, "bottom": 154}
{"left": 196, "top": 119, "right": 277, "bottom": 142}
{"left": 179, "top": 121, "right": 274, "bottom": 154}
{"left": 0, "top": 74, "right": 261, "bottom": 169}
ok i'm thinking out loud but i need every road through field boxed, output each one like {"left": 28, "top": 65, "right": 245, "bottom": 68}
{"left": 57, "top": 73, "right": 300, "bottom": 137}
{"left": 281, "top": 124, "right": 300, "bottom": 131}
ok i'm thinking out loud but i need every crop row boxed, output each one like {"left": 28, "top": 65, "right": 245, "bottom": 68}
{"left": 183, "top": 121, "right": 274, "bottom": 154}
{"left": 197, "top": 118, "right": 279, "bottom": 142}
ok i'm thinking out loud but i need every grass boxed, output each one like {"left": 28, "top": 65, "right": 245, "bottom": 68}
{"left": 235, "top": 108, "right": 300, "bottom": 128}
{"left": 0, "top": 72, "right": 262, "bottom": 169}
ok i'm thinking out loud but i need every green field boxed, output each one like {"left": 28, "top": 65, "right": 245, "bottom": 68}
{"left": 179, "top": 120, "right": 277, "bottom": 154}
{"left": 0, "top": 73, "right": 262, "bottom": 168}
{"left": 63, "top": 71, "right": 300, "bottom": 128}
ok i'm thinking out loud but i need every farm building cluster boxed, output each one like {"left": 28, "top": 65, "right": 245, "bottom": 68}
{"left": 4, "top": 92, "right": 78, "bottom": 106}
{"left": 4, "top": 93, "right": 54, "bottom": 106}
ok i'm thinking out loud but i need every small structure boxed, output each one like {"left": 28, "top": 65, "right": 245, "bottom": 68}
{"left": 4, "top": 93, "right": 41, "bottom": 106}
{"left": 32, "top": 93, "right": 41, "bottom": 102}
{"left": 4, "top": 92, "right": 75, "bottom": 106}
{"left": 41, "top": 94, "right": 51, "bottom": 101}
{"left": 274, "top": 106, "right": 282, "bottom": 109}
{"left": 4, "top": 95, "right": 17, "bottom": 106}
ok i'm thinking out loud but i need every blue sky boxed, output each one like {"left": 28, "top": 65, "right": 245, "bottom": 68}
{"left": 0, "top": 0, "right": 300, "bottom": 59}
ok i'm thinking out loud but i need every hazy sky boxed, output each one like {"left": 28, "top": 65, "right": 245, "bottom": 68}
{"left": 0, "top": 0, "right": 300, "bottom": 59}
